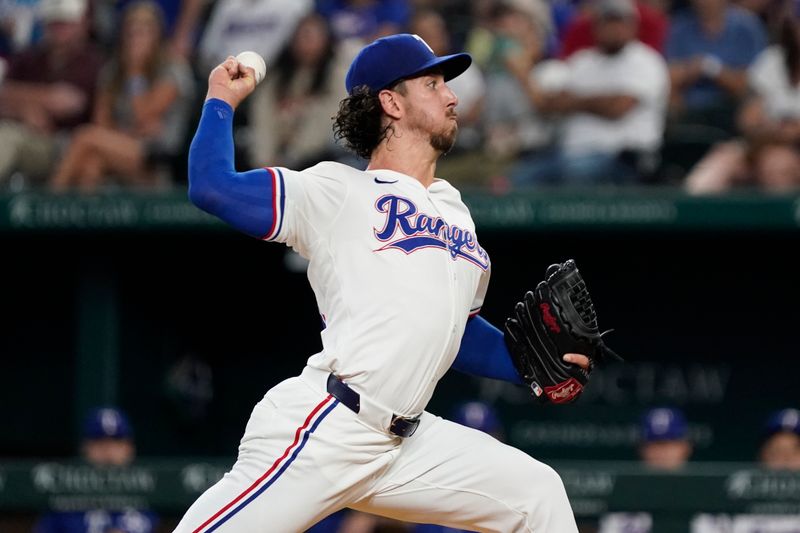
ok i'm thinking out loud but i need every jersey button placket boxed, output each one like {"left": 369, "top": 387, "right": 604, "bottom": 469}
{"left": 451, "top": 270, "right": 458, "bottom": 334}
{"left": 428, "top": 193, "right": 460, "bottom": 371}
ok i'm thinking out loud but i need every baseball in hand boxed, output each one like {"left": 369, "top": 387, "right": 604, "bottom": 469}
{"left": 235, "top": 51, "right": 266, "bottom": 85}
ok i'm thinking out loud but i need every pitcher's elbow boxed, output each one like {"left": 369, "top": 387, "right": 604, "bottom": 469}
{"left": 187, "top": 168, "right": 212, "bottom": 211}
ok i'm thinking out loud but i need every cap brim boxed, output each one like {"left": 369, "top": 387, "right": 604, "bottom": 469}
{"left": 436, "top": 53, "right": 472, "bottom": 82}
{"left": 388, "top": 52, "right": 472, "bottom": 89}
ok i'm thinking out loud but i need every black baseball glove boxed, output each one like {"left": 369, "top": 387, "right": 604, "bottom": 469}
{"left": 504, "top": 259, "right": 622, "bottom": 404}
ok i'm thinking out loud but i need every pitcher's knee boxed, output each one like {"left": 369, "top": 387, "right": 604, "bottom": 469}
{"left": 515, "top": 461, "right": 576, "bottom": 531}
{"left": 524, "top": 461, "right": 568, "bottom": 502}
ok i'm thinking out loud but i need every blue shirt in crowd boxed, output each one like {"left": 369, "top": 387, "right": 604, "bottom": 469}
{"left": 316, "top": 0, "right": 410, "bottom": 41}
{"left": 666, "top": 6, "right": 767, "bottom": 110}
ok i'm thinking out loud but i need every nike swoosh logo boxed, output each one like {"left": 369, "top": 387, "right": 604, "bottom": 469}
{"left": 374, "top": 177, "right": 398, "bottom": 184}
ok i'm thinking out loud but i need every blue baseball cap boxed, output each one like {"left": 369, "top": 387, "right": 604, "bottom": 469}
{"left": 82, "top": 407, "right": 133, "bottom": 440}
{"left": 641, "top": 407, "right": 688, "bottom": 442}
{"left": 345, "top": 33, "right": 471, "bottom": 94}
{"left": 452, "top": 401, "right": 501, "bottom": 435}
{"left": 765, "top": 408, "right": 800, "bottom": 436}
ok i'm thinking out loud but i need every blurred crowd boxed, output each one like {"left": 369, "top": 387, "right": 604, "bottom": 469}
{"left": 2, "top": 0, "right": 800, "bottom": 194}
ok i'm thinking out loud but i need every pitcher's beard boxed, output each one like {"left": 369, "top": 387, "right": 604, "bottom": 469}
{"left": 430, "top": 124, "right": 458, "bottom": 154}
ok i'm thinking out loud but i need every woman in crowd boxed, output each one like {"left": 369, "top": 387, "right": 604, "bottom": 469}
{"left": 49, "top": 0, "right": 193, "bottom": 192}
{"left": 247, "top": 12, "right": 353, "bottom": 169}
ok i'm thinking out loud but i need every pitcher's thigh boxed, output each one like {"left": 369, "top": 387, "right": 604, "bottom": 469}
{"left": 174, "top": 393, "right": 344, "bottom": 533}
{"left": 353, "top": 416, "right": 577, "bottom": 533}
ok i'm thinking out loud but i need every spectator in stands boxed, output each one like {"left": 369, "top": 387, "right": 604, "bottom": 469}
{"left": 0, "top": 0, "right": 103, "bottom": 189}
{"left": 479, "top": 0, "right": 565, "bottom": 170}
{"left": 93, "top": 0, "right": 207, "bottom": 60}
{"left": 462, "top": 0, "right": 502, "bottom": 69}
{"left": 196, "top": 0, "right": 312, "bottom": 74}
{"left": 49, "top": 0, "right": 194, "bottom": 192}
{"left": 407, "top": 7, "right": 490, "bottom": 186}
{"left": 665, "top": 0, "right": 766, "bottom": 135}
{"left": 559, "top": 0, "right": 669, "bottom": 58}
{"left": 691, "top": 411, "right": 800, "bottom": 533}
{"left": 598, "top": 406, "right": 691, "bottom": 533}
{"left": 247, "top": 13, "right": 351, "bottom": 170}
{"left": 759, "top": 408, "right": 800, "bottom": 470}
{"left": 409, "top": 0, "right": 487, "bottom": 55}
{"left": 317, "top": 0, "right": 411, "bottom": 43}
{"left": 638, "top": 407, "right": 693, "bottom": 470}
{"left": 410, "top": 8, "right": 485, "bottom": 153}
{"left": 34, "top": 406, "right": 159, "bottom": 533}
{"left": 510, "top": 0, "right": 669, "bottom": 186}
{"left": 79, "top": 406, "right": 138, "bottom": 466}
{"left": 685, "top": 10, "right": 800, "bottom": 193}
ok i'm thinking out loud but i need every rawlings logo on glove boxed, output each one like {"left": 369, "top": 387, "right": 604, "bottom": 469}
{"left": 504, "top": 259, "right": 623, "bottom": 404}
{"left": 540, "top": 303, "right": 561, "bottom": 333}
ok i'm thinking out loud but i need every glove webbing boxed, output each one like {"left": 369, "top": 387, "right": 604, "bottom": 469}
{"left": 570, "top": 279, "right": 597, "bottom": 331}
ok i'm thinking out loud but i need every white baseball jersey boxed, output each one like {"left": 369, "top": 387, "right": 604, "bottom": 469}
{"left": 175, "top": 161, "right": 578, "bottom": 533}
{"left": 264, "top": 161, "right": 491, "bottom": 416}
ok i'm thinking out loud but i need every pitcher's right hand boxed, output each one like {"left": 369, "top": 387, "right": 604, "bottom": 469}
{"left": 205, "top": 55, "right": 259, "bottom": 110}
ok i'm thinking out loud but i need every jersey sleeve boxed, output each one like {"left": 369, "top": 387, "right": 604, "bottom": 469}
{"left": 263, "top": 166, "right": 347, "bottom": 258}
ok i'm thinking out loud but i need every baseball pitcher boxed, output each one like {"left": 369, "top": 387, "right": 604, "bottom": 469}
{"left": 175, "top": 33, "right": 619, "bottom": 533}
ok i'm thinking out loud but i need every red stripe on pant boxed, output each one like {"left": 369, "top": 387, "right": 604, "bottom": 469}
{"left": 192, "top": 394, "right": 335, "bottom": 533}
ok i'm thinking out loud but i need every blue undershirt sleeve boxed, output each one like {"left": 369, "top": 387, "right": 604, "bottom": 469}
{"left": 187, "top": 98, "right": 274, "bottom": 238}
{"left": 452, "top": 315, "right": 524, "bottom": 385}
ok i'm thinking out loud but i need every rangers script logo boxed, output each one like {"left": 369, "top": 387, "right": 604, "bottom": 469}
{"left": 373, "top": 195, "right": 490, "bottom": 270}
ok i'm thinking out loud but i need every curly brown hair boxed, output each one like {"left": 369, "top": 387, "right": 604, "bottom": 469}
{"left": 333, "top": 84, "right": 405, "bottom": 160}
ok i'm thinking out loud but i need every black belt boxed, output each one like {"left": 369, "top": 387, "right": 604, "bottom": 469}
{"left": 326, "top": 374, "right": 420, "bottom": 438}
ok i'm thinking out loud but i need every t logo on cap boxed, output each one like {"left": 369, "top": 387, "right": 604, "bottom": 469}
{"left": 345, "top": 33, "right": 471, "bottom": 94}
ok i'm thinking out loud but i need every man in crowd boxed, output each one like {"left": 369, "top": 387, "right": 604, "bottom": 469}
{"left": 34, "top": 407, "right": 159, "bottom": 533}
{"left": 0, "top": 0, "right": 103, "bottom": 188}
